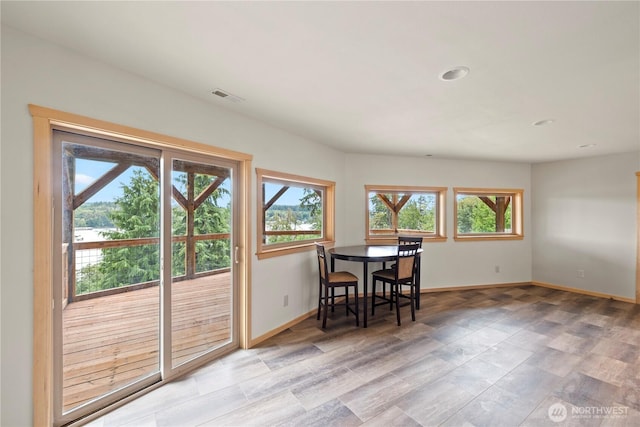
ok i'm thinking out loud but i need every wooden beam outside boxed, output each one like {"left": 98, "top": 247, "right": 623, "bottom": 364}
{"left": 264, "top": 185, "right": 290, "bottom": 211}
{"left": 194, "top": 176, "right": 226, "bottom": 209}
{"left": 73, "top": 162, "right": 130, "bottom": 209}
{"left": 64, "top": 144, "right": 159, "bottom": 170}
{"left": 495, "top": 196, "right": 506, "bottom": 232}
{"left": 377, "top": 194, "right": 395, "bottom": 211}
{"left": 395, "top": 194, "right": 412, "bottom": 213}
{"left": 478, "top": 195, "right": 511, "bottom": 232}
{"left": 172, "top": 159, "right": 230, "bottom": 178}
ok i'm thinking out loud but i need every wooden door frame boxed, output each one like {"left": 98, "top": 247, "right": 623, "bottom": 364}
{"left": 31, "top": 105, "right": 253, "bottom": 426}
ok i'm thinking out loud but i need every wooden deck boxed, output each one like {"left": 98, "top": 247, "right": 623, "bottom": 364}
{"left": 62, "top": 272, "right": 231, "bottom": 411}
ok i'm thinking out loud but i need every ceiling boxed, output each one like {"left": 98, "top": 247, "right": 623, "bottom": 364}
{"left": 2, "top": 1, "right": 639, "bottom": 163}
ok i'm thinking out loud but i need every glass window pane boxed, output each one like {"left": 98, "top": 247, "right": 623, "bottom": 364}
{"left": 398, "top": 194, "right": 437, "bottom": 233}
{"left": 456, "top": 194, "right": 513, "bottom": 234}
{"left": 61, "top": 140, "right": 160, "bottom": 413}
{"left": 171, "top": 159, "right": 234, "bottom": 369}
{"left": 368, "top": 192, "right": 392, "bottom": 231}
{"left": 263, "top": 181, "right": 323, "bottom": 245}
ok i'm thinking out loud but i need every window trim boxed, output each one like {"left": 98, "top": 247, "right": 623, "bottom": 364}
{"left": 453, "top": 187, "right": 524, "bottom": 241}
{"left": 365, "top": 185, "right": 447, "bottom": 244}
{"left": 256, "top": 168, "right": 335, "bottom": 259}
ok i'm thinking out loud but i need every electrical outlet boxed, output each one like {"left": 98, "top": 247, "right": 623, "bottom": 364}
{"left": 577, "top": 270, "right": 585, "bottom": 278}
{"left": 495, "top": 265, "right": 500, "bottom": 273}
{"left": 283, "top": 294, "right": 289, "bottom": 307}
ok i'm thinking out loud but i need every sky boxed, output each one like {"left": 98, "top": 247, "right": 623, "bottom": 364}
{"left": 76, "top": 159, "right": 304, "bottom": 206}
{"left": 263, "top": 183, "right": 307, "bottom": 206}
{"left": 75, "top": 159, "right": 133, "bottom": 202}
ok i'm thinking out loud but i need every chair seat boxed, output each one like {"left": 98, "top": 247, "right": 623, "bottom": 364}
{"left": 328, "top": 271, "right": 358, "bottom": 284}
{"left": 372, "top": 269, "right": 410, "bottom": 282}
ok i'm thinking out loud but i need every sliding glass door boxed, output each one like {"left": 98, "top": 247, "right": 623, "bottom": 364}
{"left": 52, "top": 130, "right": 239, "bottom": 426}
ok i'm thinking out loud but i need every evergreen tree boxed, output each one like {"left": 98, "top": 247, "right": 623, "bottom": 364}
{"left": 456, "top": 196, "right": 512, "bottom": 233}
{"left": 369, "top": 193, "right": 392, "bottom": 230}
{"left": 77, "top": 169, "right": 160, "bottom": 293}
{"left": 398, "top": 195, "right": 435, "bottom": 232}
{"left": 76, "top": 169, "right": 231, "bottom": 295}
{"left": 172, "top": 173, "right": 231, "bottom": 273}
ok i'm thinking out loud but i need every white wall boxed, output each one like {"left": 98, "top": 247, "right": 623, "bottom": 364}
{"left": 0, "top": 27, "right": 345, "bottom": 426}
{"left": 342, "top": 154, "right": 532, "bottom": 287}
{"left": 531, "top": 152, "right": 639, "bottom": 299}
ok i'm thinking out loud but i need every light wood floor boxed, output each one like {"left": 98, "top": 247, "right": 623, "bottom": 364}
{"left": 87, "top": 285, "right": 640, "bottom": 426}
{"left": 63, "top": 273, "right": 231, "bottom": 410}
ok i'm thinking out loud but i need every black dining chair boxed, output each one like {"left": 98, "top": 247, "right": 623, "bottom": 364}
{"left": 371, "top": 243, "right": 420, "bottom": 326}
{"left": 397, "top": 236, "right": 423, "bottom": 309}
{"left": 371, "top": 236, "right": 423, "bottom": 315}
{"left": 315, "top": 243, "right": 360, "bottom": 328}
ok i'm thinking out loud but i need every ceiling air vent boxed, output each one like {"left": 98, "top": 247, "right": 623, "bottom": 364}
{"left": 211, "top": 88, "right": 244, "bottom": 103}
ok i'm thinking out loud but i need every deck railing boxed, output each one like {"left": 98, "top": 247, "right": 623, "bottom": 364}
{"left": 68, "top": 232, "right": 230, "bottom": 302}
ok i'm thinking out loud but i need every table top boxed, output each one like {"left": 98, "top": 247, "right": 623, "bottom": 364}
{"left": 329, "top": 245, "right": 420, "bottom": 262}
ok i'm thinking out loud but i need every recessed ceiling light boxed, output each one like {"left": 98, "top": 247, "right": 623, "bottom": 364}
{"left": 532, "top": 119, "right": 555, "bottom": 126}
{"left": 439, "top": 66, "right": 469, "bottom": 81}
{"left": 578, "top": 144, "right": 596, "bottom": 148}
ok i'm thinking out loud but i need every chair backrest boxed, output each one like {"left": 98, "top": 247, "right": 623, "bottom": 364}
{"left": 315, "top": 243, "right": 329, "bottom": 283}
{"left": 395, "top": 243, "right": 420, "bottom": 280}
{"left": 398, "top": 235, "right": 423, "bottom": 248}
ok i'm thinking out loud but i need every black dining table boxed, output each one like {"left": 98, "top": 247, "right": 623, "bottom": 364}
{"left": 328, "top": 245, "right": 422, "bottom": 327}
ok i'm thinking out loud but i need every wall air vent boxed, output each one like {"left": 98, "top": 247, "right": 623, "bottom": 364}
{"left": 211, "top": 88, "right": 245, "bottom": 103}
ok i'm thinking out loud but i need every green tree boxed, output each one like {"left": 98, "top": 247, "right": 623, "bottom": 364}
{"left": 76, "top": 170, "right": 231, "bottom": 295}
{"left": 299, "top": 188, "right": 322, "bottom": 230}
{"left": 264, "top": 187, "right": 322, "bottom": 244}
{"left": 369, "top": 193, "right": 392, "bottom": 230}
{"left": 266, "top": 209, "right": 299, "bottom": 244}
{"left": 398, "top": 195, "right": 435, "bottom": 232}
{"left": 457, "top": 196, "right": 511, "bottom": 233}
{"left": 74, "top": 202, "right": 116, "bottom": 228}
{"left": 77, "top": 169, "right": 161, "bottom": 293}
{"left": 172, "top": 173, "right": 231, "bottom": 273}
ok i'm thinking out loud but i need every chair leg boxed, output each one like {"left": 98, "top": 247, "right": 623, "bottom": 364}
{"left": 354, "top": 284, "right": 360, "bottom": 326}
{"left": 331, "top": 287, "right": 335, "bottom": 312}
{"left": 416, "top": 264, "right": 421, "bottom": 310}
{"left": 395, "top": 283, "right": 401, "bottom": 326}
{"left": 317, "top": 283, "right": 322, "bottom": 320}
{"left": 345, "top": 286, "right": 349, "bottom": 316}
{"left": 410, "top": 284, "right": 416, "bottom": 321}
{"left": 322, "top": 287, "right": 329, "bottom": 328}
